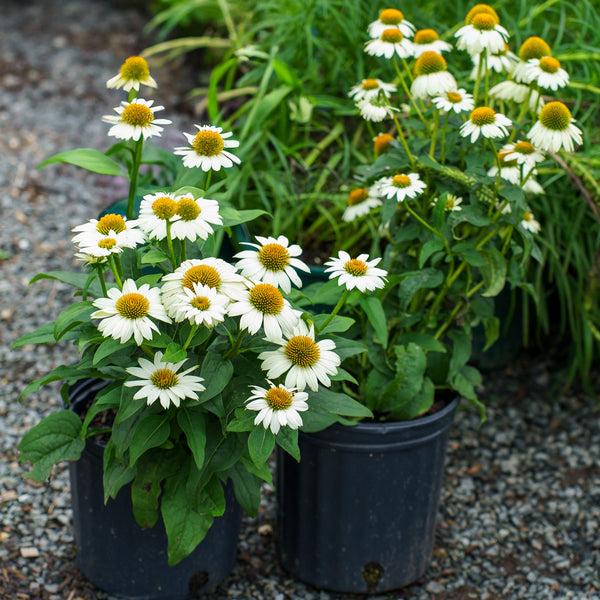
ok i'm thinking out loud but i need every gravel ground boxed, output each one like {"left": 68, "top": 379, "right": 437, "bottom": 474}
{"left": 1, "top": 1, "right": 600, "bottom": 600}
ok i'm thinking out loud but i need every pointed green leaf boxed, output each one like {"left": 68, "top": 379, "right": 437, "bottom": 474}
{"left": 248, "top": 426, "right": 275, "bottom": 468}
{"left": 177, "top": 407, "right": 206, "bottom": 470}
{"left": 128, "top": 414, "right": 171, "bottom": 466}
{"left": 38, "top": 148, "right": 125, "bottom": 176}
{"left": 18, "top": 410, "right": 84, "bottom": 481}
{"left": 479, "top": 248, "right": 507, "bottom": 297}
{"left": 359, "top": 296, "right": 388, "bottom": 348}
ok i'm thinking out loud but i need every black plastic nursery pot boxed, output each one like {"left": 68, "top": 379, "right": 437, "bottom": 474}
{"left": 276, "top": 397, "right": 459, "bottom": 594}
{"left": 67, "top": 379, "right": 242, "bottom": 600}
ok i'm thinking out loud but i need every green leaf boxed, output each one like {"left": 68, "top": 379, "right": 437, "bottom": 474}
{"left": 161, "top": 461, "right": 214, "bottom": 566}
{"left": 162, "top": 343, "right": 188, "bottom": 364}
{"left": 312, "top": 314, "right": 355, "bottom": 335}
{"left": 80, "top": 383, "right": 120, "bottom": 435}
{"left": 18, "top": 411, "right": 84, "bottom": 481}
{"left": 394, "top": 332, "right": 446, "bottom": 353}
{"left": 93, "top": 337, "right": 133, "bottom": 366}
{"left": 177, "top": 407, "right": 206, "bottom": 470}
{"left": 275, "top": 427, "right": 300, "bottom": 462}
{"left": 248, "top": 426, "right": 275, "bottom": 468}
{"left": 420, "top": 238, "right": 445, "bottom": 268}
{"left": 114, "top": 385, "right": 146, "bottom": 425}
{"left": 141, "top": 249, "right": 169, "bottom": 265}
{"left": 12, "top": 322, "right": 57, "bottom": 348}
{"left": 219, "top": 207, "right": 268, "bottom": 228}
{"left": 38, "top": 148, "right": 125, "bottom": 176}
{"left": 227, "top": 461, "right": 264, "bottom": 517}
{"left": 397, "top": 269, "right": 444, "bottom": 312}
{"left": 359, "top": 296, "right": 388, "bottom": 348}
{"left": 53, "top": 301, "right": 95, "bottom": 340}
{"left": 103, "top": 438, "right": 136, "bottom": 502}
{"left": 307, "top": 388, "right": 373, "bottom": 419}
{"left": 19, "top": 365, "right": 97, "bottom": 400}
{"left": 390, "top": 377, "right": 435, "bottom": 421}
{"left": 199, "top": 353, "right": 233, "bottom": 402}
{"left": 128, "top": 414, "right": 171, "bottom": 466}
{"left": 448, "top": 330, "right": 472, "bottom": 379}
{"left": 479, "top": 248, "right": 507, "bottom": 297}
{"left": 29, "top": 271, "right": 103, "bottom": 296}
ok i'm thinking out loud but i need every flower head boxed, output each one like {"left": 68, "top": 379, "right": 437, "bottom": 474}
{"left": 513, "top": 36, "right": 552, "bottom": 82}
{"left": 91, "top": 279, "right": 171, "bottom": 345}
{"left": 373, "top": 133, "right": 395, "bottom": 157}
{"left": 527, "top": 102, "right": 582, "bottom": 153}
{"left": 502, "top": 141, "right": 545, "bottom": 169}
{"left": 455, "top": 12, "right": 509, "bottom": 55}
{"left": 470, "top": 43, "right": 517, "bottom": 77}
{"left": 436, "top": 194, "right": 463, "bottom": 212}
{"left": 365, "top": 28, "right": 413, "bottom": 59}
{"left": 74, "top": 229, "right": 140, "bottom": 260}
{"left": 228, "top": 282, "right": 300, "bottom": 340}
{"left": 235, "top": 236, "right": 310, "bottom": 294}
{"left": 170, "top": 195, "right": 222, "bottom": 242}
{"left": 525, "top": 56, "right": 569, "bottom": 91}
{"left": 246, "top": 381, "right": 309, "bottom": 435}
{"left": 124, "top": 352, "right": 205, "bottom": 409}
{"left": 72, "top": 214, "right": 145, "bottom": 249}
{"left": 169, "top": 283, "right": 229, "bottom": 327}
{"left": 411, "top": 29, "right": 452, "bottom": 57}
{"left": 348, "top": 78, "right": 396, "bottom": 101}
{"left": 460, "top": 106, "right": 511, "bottom": 142}
{"left": 324, "top": 251, "right": 387, "bottom": 293}
{"left": 106, "top": 56, "right": 157, "bottom": 92}
{"left": 342, "top": 187, "right": 382, "bottom": 222}
{"left": 432, "top": 88, "right": 474, "bottom": 114}
{"left": 411, "top": 52, "right": 457, "bottom": 99}
{"left": 520, "top": 210, "right": 541, "bottom": 234}
{"left": 377, "top": 172, "right": 427, "bottom": 203}
{"left": 258, "top": 321, "right": 340, "bottom": 392}
{"left": 161, "top": 258, "right": 245, "bottom": 318}
{"left": 357, "top": 95, "right": 396, "bottom": 122}
{"left": 488, "top": 81, "right": 544, "bottom": 111}
{"left": 174, "top": 124, "right": 241, "bottom": 171}
{"left": 368, "top": 8, "right": 415, "bottom": 39}
{"left": 137, "top": 192, "right": 178, "bottom": 241}
{"left": 102, "top": 99, "right": 171, "bottom": 141}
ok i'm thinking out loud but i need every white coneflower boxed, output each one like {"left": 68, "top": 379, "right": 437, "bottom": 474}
{"left": 348, "top": 78, "right": 396, "bottom": 101}
{"left": 91, "top": 279, "right": 171, "bottom": 345}
{"left": 174, "top": 124, "right": 241, "bottom": 171}
{"left": 525, "top": 56, "right": 569, "bottom": 91}
{"left": 432, "top": 88, "right": 474, "bottom": 114}
{"left": 170, "top": 194, "right": 222, "bottom": 242}
{"left": 460, "top": 106, "right": 511, "bottom": 142}
{"left": 137, "top": 192, "right": 177, "bottom": 241}
{"left": 124, "top": 352, "right": 205, "bottom": 410}
{"left": 411, "top": 29, "right": 452, "bottom": 57}
{"left": 258, "top": 321, "right": 340, "bottom": 392}
{"left": 512, "top": 36, "right": 552, "bottom": 83}
{"left": 434, "top": 194, "right": 463, "bottom": 212}
{"left": 72, "top": 214, "right": 145, "bottom": 248}
{"left": 365, "top": 28, "right": 413, "bottom": 59}
{"left": 235, "top": 236, "right": 310, "bottom": 294}
{"left": 411, "top": 51, "right": 457, "bottom": 99}
{"left": 102, "top": 99, "right": 171, "bottom": 141}
{"left": 227, "top": 282, "right": 300, "bottom": 340}
{"left": 169, "top": 282, "right": 229, "bottom": 327}
{"left": 106, "top": 56, "right": 158, "bottom": 92}
{"left": 470, "top": 43, "right": 517, "bottom": 77}
{"left": 488, "top": 80, "right": 544, "bottom": 112}
{"left": 324, "top": 251, "right": 387, "bottom": 293}
{"left": 455, "top": 11, "right": 509, "bottom": 55}
{"left": 520, "top": 210, "right": 541, "bottom": 233}
{"left": 377, "top": 172, "right": 427, "bottom": 203}
{"left": 527, "top": 101, "right": 583, "bottom": 153}
{"left": 502, "top": 141, "right": 545, "bottom": 169}
{"left": 342, "top": 187, "right": 382, "bottom": 222}
{"left": 75, "top": 229, "right": 140, "bottom": 259}
{"left": 357, "top": 96, "right": 395, "bottom": 122}
{"left": 245, "top": 381, "right": 309, "bottom": 435}
{"left": 488, "top": 151, "right": 545, "bottom": 194}
{"left": 368, "top": 8, "right": 416, "bottom": 39}
{"left": 161, "top": 258, "right": 245, "bottom": 317}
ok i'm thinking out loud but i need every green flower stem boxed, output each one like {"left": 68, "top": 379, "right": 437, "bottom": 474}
{"left": 440, "top": 112, "right": 450, "bottom": 165}
{"left": 181, "top": 239, "right": 187, "bottom": 263}
{"left": 224, "top": 330, "right": 246, "bottom": 360}
{"left": 404, "top": 200, "right": 451, "bottom": 255}
{"left": 483, "top": 50, "right": 490, "bottom": 106}
{"left": 390, "top": 111, "right": 415, "bottom": 167}
{"left": 127, "top": 88, "right": 138, "bottom": 103}
{"left": 316, "top": 288, "right": 351, "bottom": 334}
{"left": 165, "top": 221, "right": 177, "bottom": 269}
{"left": 204, "top": 170, "right": 212, "bottom": 191}
{"left": 97, "top": 267, "right": 108, "bottom": 297}
{"left": 126, "top": 139, "right": 144, "bottom": 220}
{"left": 107, "top": 255, "right": 123, "bottom": 289}
{"left": 429, "top": 109, "right": 440, "bottom": 158}
{"left": 392, "top": 57, "right": 429, "bottom": 132}
{"left": 182, "top": 324, "right": 199, "bottom": 351}
{"left": 140, "top": 344, "right": 154, "bottom": 359}
{"left": 473, "top": 50, "right": 485, "bottom": 106}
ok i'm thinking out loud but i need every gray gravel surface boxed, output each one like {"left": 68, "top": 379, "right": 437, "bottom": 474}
{"left": 1, "top": 1, "right": 600, "bottom": 600}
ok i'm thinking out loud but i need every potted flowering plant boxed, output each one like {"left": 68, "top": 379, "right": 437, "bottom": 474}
{"left": 276, "top": 3, "right": 586, "bottom": 594}
{"left": 13, "top": 56, "right": 371, "bottom": 600}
